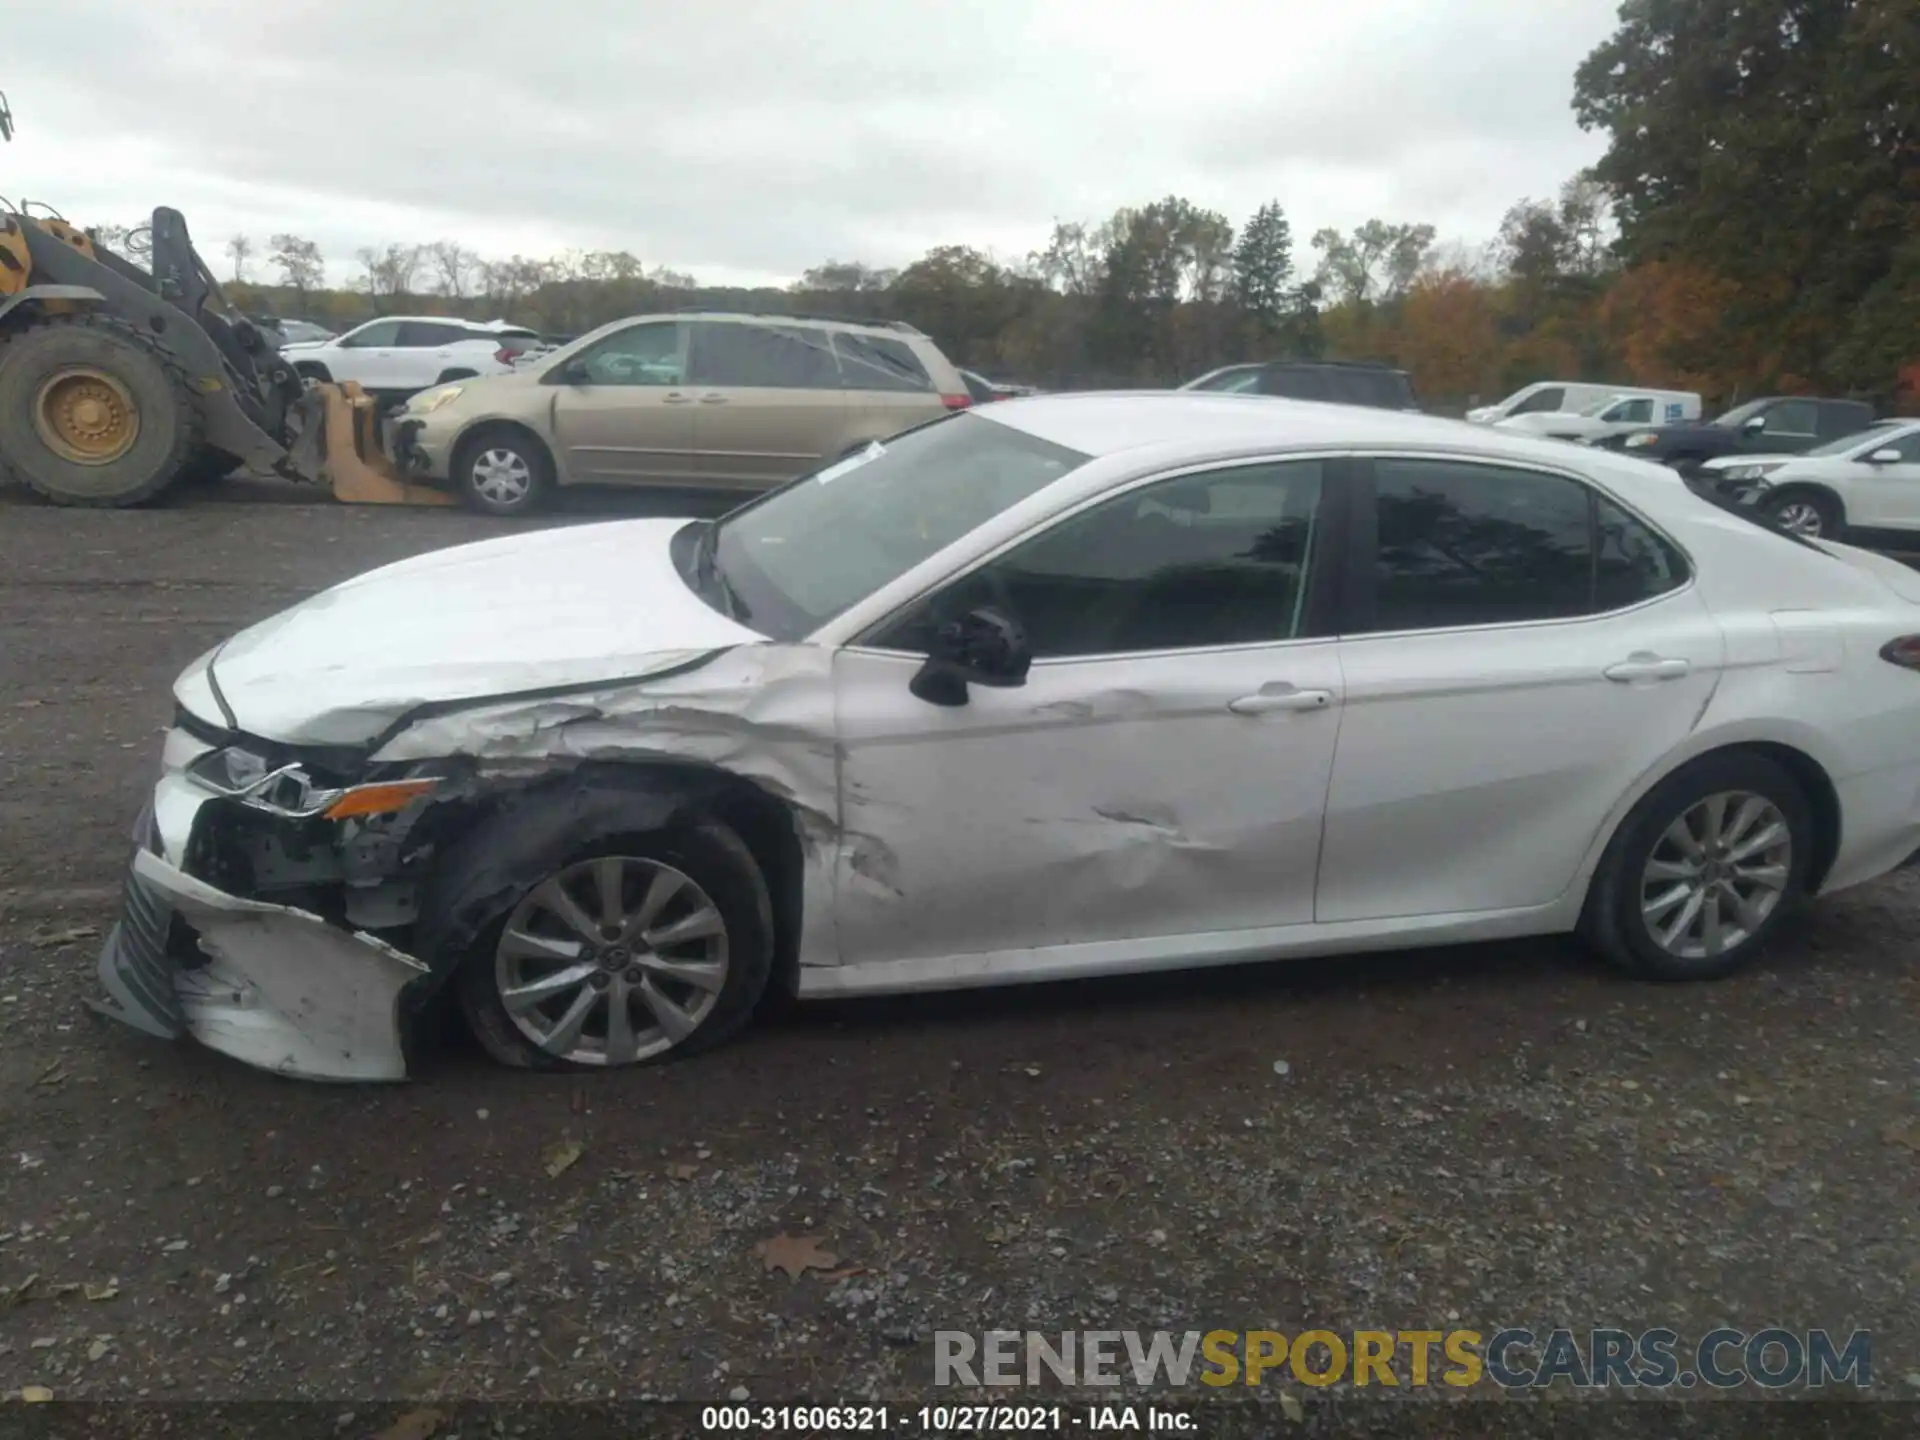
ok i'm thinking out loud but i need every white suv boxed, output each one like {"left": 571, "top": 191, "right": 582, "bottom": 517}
{"left": 281, "top": 316, "right": 543, "bottom": 402}
{"left": 1697, "top": 419, "right": 1920, "bottom": 543}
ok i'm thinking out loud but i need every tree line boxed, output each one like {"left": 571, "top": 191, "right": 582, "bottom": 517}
{"left": 92, "top": 0, "right": 1918, "bottom": 414}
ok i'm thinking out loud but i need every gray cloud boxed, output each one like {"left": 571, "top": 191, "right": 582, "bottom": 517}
{"left": 4, "top": 0, "right": 1619, "bottom": 285}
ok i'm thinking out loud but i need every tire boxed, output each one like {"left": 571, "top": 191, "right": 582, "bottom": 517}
{"left": 0, "top": 314, "right": 200, "bottom": 506}
{"left": 1762, "top": 488, "right": 1843, "bottom": 541}
{"left": 454, "top": 424, "right": 553, "bottom": 516}
{"left": 453, "top": 820, "right": 774, "bottom": 1070}
{"left": 1581, "top": 751, "right": 1812, "bottom": 981}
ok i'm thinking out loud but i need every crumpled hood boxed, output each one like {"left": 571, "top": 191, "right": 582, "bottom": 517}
{"left": 195, "top": 518, "right": 763, "bottom": 747}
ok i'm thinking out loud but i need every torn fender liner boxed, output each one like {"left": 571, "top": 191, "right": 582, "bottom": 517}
{"left": 100, "top": 850, "right": 428, "bottom": 1083}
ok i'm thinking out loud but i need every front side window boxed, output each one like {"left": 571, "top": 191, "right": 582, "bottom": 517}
{"left": 1763, "top": 400, "right": 1820, "bottom": 436}
{"left": 340, "top": 320, "right": 402, "bottom": 348}
{"left": 1606, "top": 398, "right": 1655, "bottom": 423}
{"left": 570, "top": 322, "right": 685, "bottom": 386}
{"left": 1509, "top": 387, "right": 1567, "bottom": 416}
{"left": 1258, "top": 368, "right": 1331, "bottom": 401}
{"left": 874, "top": 460, "right": 1324, "bottom": 659}
{"left": 1357, "top": 457, "right": 1684, "bottom": 635}
{"left": 709, "top": 413, "right": 1088, "bottom": 641}
{"left": 689, "top": 322, "right": 840, "bottom": 389}
{"left": 1878, "top": 430, "right": 1920, "bottom": 463}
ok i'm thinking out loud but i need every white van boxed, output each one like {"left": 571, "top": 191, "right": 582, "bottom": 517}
{"left": 1466, "top": 382, "right": 1699, "bottom": 427}
{"left": 1495, "top": 389, "right": 1705, "bottom": 444}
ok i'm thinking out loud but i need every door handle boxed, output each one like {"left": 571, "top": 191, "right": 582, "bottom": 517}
{"left": 1603, "top": 654, "right": 1691, "bottom": 682}
{"left": 698, "top": 393, "right": 730, "bottom": 405}
{"left": 663, "top": 392, "right": 694, "bottom": 405}
{"left": 1228, "top": 684, "right": 1334, "bottom": 715}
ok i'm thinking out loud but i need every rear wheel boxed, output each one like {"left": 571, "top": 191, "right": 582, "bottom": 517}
{"left": 0, "top": 315, "right": 200, "bottom": 506}
{"left": 454, "top": 425, "right": 553, "bottom": 516}
{"left": 1582, "top": 752, "right": 1811, "bottom": 981}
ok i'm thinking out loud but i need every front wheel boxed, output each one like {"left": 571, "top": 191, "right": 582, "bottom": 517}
{"left": 1763, "top": 489, "right": 1842, "bottom": 540}
{"left": 454, "top": 822, "right": 774, "bottom": 1069}
{"left": 1581, "top": 752, "right": 1811, "bottom": 981}
{"left": 453, "top": 426, "right": 553, "bottom": 516}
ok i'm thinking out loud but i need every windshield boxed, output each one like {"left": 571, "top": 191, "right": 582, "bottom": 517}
{"left": 700, "top": 414, "right": 1091, "bottom": 641}
{"left": 1712, "top": 399, "right": 1769, "bottom": 429}
{"left": 1805, "top": 421, "right": 1903, "bottom": 457}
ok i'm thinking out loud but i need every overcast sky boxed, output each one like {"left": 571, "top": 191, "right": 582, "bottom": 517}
{"left": 5, "top": 0, "right": 1622, "bottom": 290}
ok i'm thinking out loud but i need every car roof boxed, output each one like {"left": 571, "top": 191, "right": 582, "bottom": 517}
{"left": 973, "top": 391, "right": 1719, "bottom": 523}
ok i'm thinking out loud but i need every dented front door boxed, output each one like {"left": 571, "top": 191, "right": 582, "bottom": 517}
{"left": 829, "top": 642, "right": 1345, "bottom": 972}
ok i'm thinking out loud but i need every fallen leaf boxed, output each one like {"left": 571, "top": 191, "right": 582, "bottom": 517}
{"left": 83, "top": 1282, "right": 119, "bottom": 1302}
{"left": 1279, "top": 1391, "right": 1304, "bottom": 1423}
{"left": 33, "top": 1061, "right": 67, "bottom": 1088}
{"left": 816, "top": 1266, "right": 865, "bottom": 1282}
{"left": 1883, "top": 1120, "right": 1919, "bottom": 1151}
{"left": 20, "top": 1386, "right": 53, "bottom": 1404}
{"left": 1, "top": 1274, "right": 37, "bottom": 1309}
{"left": 755, "top": 1233, "right": 840, "bottom": 1281}
{"left": 544, "top": 1140, "right": 584, "bottom": 1179}
{"left": 376, "top": 1408, "right": 444, "bottom": 1440}
{"left": 667, "top": 1163, "right": 699, "bottom": 1182}
{"left": 86, "top": 1340, "right": 108, "bottom": 1362}
{"left": 42, "top": 1283, "right": 79, "bottom": 1299}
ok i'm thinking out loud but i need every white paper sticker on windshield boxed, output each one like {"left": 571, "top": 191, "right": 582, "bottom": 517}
{"left": 814, "top": 441, "right": 884, "bottom": 485}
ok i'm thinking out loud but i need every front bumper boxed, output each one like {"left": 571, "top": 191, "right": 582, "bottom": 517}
{"left": 95, "top": 769, "right": 429, "bottom": 1083}
{"left": 386, "top": 415, "right": 454, "bottom": 481}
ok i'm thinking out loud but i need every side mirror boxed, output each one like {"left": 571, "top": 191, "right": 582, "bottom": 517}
{"left": 559, "top": 358, "right": 591, "bottom": 386}
{"left": 908, "top": 606, "right": 1032, "bottom": 707}
{"left": 1742, "top": 415, "right": 1768, "bottom": 432}
{"left": 1867, "top": 448, "right": 1903, "bottom": 465}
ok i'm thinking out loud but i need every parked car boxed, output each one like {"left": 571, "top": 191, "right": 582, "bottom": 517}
{"left": 281, "top": 316, "right": 545, "bottom": 404}
{"left": 1466, "top": 381, "right": 1692, "bottom": 424}
{"left": 1495, "top": 390, "right": 1705, "bottom": 444}
{"left": 390, "top": 310, "right": 973, "bottom": 515}
{"left": 97, "top": 394, "right": 1920, "bottom": 1080}
{"left": 1594, "top": 396, "right": 1878, "bottom": 477}
{"left": 1181, "top": 360, "right": 1419, "bottom": 411}
{"left": 1690, "top": 418, "right": 1920, "bottom": 542}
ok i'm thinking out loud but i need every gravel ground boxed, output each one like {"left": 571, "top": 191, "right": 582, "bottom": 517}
{"left": 0, "top": 477, "right": 1916, "bottom": 1426}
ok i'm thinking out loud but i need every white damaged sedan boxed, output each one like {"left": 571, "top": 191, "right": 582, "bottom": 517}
{"left": 97, "top": 395, "right": 1920, "bottom": 1080}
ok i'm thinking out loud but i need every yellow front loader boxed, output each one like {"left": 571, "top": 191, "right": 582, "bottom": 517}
{"left": 0, "top": 89, "right": 448, "bottom": 508}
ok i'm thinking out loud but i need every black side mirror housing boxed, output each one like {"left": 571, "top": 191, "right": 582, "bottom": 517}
{"left": 909, "top": 606, "right": 1032, "bottom": 707}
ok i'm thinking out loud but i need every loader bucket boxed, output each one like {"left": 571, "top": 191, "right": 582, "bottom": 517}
{"left": 285, "top": 383, "right": 455, "bottom": 506}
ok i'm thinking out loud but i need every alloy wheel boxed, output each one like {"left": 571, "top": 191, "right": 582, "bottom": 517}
{"left": 1772, "top": 500, "right": 1824, "bottom": 537}
{"left": 1638, "top": 791, "right": 1792, "bottom": 961}
{"left": 493, "top": 856, "right": 730, "bottom": 1066}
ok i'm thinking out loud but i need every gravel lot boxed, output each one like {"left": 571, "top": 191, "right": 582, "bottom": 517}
{"left": 0, "top": 477, "right": 1916, "bottom": 1426}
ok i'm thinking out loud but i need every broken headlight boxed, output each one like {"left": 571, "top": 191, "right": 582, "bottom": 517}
{"left": 191, "top": 747, "right": 445, "bottom": 822}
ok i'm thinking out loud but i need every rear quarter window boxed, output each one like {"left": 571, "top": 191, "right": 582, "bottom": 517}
{"left": 835, "top": 333, "right": 934, "bottom": 393}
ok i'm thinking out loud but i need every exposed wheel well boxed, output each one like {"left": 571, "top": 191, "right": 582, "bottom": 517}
{"left": 452, "top": 419, "right": 555, "bottom": 479}
{"left": 702, "top": 780, "right": 807, "bottom": 1002}
{"left": 293, "top": 360, "right": 331, "bottom": 382}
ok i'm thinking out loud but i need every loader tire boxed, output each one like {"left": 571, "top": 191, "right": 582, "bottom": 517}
{"left": 0, "top": 314, "right": 201, "bottom": 507}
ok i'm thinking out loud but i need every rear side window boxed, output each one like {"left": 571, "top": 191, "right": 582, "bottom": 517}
{"left": 395, "top": 321, "right": 470, "bottom": 347}
{"left": 1355, "top": 458, "right": 1686, "bottom": 635}
{"left": 1762, "top": 400, "right": 1820, "bottom": 437}
{"left": 836, "top": 333, "right": 933, "bottom": 393}
{"left": 1257, "top": 368, "right": 1330, "bottom": 401}
{"left": 690, "top": 323, "right": 841, "bottom": 389}
{"left": 1326, "top": 369, "right": 1412, "bottom": 410}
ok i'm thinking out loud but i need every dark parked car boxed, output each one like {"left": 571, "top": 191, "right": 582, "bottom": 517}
{"left": 1594, "top": 396, "right": 1876, "bottom": 477}
{"left": 1181, "top": 359, "right": 1420, "bottom": 412}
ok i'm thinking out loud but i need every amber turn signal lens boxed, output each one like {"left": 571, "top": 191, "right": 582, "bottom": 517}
{"left": 322, "top": 779, "right": 438, "bottom": 821}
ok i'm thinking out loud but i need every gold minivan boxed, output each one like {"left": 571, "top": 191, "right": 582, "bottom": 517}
{"left": 392, "top": 310, "right": 975, "bottom": 514}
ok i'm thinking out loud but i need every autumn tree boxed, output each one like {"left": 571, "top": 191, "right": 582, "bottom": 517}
{"left": 268, "top": 235, "right": 325, "bottom": 300}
